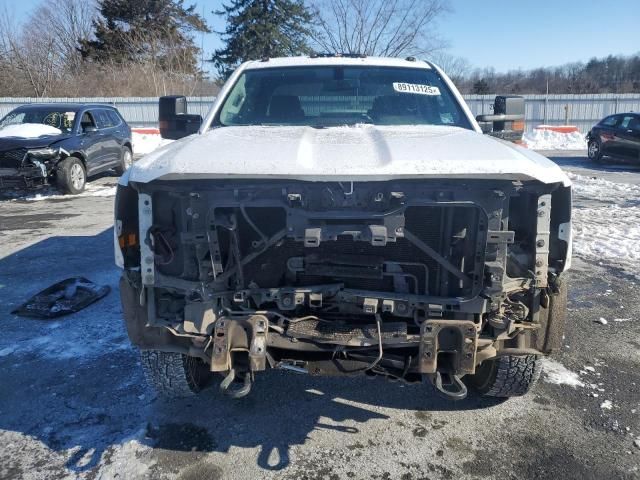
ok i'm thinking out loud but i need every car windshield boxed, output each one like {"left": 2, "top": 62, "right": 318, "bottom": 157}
{"left": 0, "top": 109, "right": 76, "bottom": 133}
{"left": 217, "top": 66, "right": 472, "bottom": 129}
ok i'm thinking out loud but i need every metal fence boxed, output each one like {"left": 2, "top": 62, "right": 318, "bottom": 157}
{"left": 1, "top": 94, "right": 639, "bottom": 133}
{"left": 464, "top": 94, "right": 640, "bottom": 133}
{"left": 0, "top": 96, "right": 216, "bottom": 128}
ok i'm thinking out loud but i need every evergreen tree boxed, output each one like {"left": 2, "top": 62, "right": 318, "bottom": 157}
{"left": 212, "top": 0, "right": 314, "bottom": 79}
{"left": 80, "top": 0, "right": 209, "bottom": 74}
{"left": 472, "top": 79, "right": 490, "bottom": 95}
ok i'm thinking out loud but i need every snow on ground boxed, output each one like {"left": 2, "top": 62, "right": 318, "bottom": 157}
{"left": 4, "top": 181, "right": 117, "bottom": 202}
{"left": 523, "top": 129, "right": 586, "bottom": 150}
{"left": 132, "top": 131, "right": 173, "bottom": 155}
{"left": 568, "top": 172, "right": 640, "bottom": 277}
{"left": 541, "top": 358, "right": 585, "bottom": 387}
{"left": 0, "top": 123, "right": 62, "bottom": 138}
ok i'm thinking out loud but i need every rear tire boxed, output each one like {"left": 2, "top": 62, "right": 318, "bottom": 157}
{"left": 114, "top": 146, "right": 132, "bottom": 175}
{"left": 587, "top": 139, "right": 603, "bottom": 163}
{"left": 140, "top": 350, "right": 211, "bottom": 398}
{"left": 55, "top": 156, "right": 86, "bottom": 194}
{"left": 467, "top": 355, "right": 542, "bottom": 398}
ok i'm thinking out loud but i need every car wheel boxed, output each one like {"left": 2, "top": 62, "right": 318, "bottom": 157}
{"left": 56, "top": 156, "right": 86, "bottom": 194}
{"left": 587, "top": 139, "right": 603, "bottom": 163}
{"left": 140, "top": 350, "right": 212, "bottom": 399}
{"left": 114, "top": 146, "right": 133, "bottom": 175}
{"left": 465, "top": 354, "right": 542, "bottom": 398}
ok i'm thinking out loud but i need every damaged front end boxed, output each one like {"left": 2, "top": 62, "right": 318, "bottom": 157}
{"left": 0, "top": 147, "right": 62, "bottom": 189}
{"left": 116, "top": 177, "right": 571, "bottom": 399}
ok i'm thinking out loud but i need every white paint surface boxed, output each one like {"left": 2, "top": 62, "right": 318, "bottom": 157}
{"left": 127, "top": 124, "right": 570, "bottom": 185}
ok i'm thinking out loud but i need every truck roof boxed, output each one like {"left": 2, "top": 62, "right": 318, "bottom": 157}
{"left": 243, "top": 55, "right": 433, "bottom": 70}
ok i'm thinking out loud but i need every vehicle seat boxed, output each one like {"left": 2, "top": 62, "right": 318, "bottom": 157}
{"left": 628, "top": 117, "right": 640, "bottom": 131}
{"left": 267, "top": 96, "right": 305, "bottom": 122}
{"left": 80, "top": 113, "right": 94, "bottom": 131}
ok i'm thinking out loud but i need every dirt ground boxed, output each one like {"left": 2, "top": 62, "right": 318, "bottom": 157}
{"left": 0, "top": 152, "right": 638, "bottom": 480}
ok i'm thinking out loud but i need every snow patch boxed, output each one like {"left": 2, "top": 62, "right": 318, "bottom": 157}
{"left": 0, "top": 123, "right": 62, "bottom": 138}
{"left": 523, "top": 129, "right": 586, "bottom": 150}
{"left": 601, "top": 400, "right": 613, "bottom": 410}
{"left": 7, "top": 182, "right": 117, "bottom": 202}
{"left": 132, "top": 131, "right": 173, "bottom": 156}
{"left": 541, "top": 358, "right": 584, "bottom": 388}
{"left": 569, "top": 172, "right": 640, "bottom": 277}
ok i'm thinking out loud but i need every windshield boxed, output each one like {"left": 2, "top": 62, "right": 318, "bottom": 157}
{"left": 0, "top": 109, "right": 76, "bottom": 133}
{"left": 217, "top": 66, "right": 472, "bottom": 129}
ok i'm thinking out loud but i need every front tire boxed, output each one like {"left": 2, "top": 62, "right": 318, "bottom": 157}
{"left": 114, "top": 146, "right": 132, "bottom": 175}
{"left": 140, "top": 350, "right": 211, "bottom": 398}
{"left": 55, "top": 157, "right": 86, "bottom": 194}
{"left": 467, "top": 355, "right": 542, "bottom": 398}
{"left": 587, "top": 139, "right": 603, "bottom": 163}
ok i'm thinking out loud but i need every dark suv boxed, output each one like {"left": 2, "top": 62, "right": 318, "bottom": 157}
{"left": 587, "top": 113, "right": 640, "bottom": 164}
{"left": 0, "top": 103, "right": 132, "bottom": 194}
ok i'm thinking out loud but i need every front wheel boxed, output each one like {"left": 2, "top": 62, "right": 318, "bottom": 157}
{"left": 466, "top": 355, "right": 542, "bottom": 398}
{"left": 55, "top": 157, "right": 86, "bottom": 194}
{"left": 587, "top": 139, "right": 603, "bottom": 163}
{"left": 140, "top": 350, "right": 212, "bottom": 398}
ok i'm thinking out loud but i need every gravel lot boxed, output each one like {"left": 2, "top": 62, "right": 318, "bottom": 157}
{"left": 0, "top": 152, "right": 638, "bottom": 480}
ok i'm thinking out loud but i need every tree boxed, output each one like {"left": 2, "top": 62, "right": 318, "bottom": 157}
{"left": 31, "top": 0, "right": 96, "bottom": 72}
{"left": 472, "top": 79, "right": 490, "bottom": 95}
{"left": 80, "top": 0, "right": 209, "bottom": 74}
{"left": 430, "top": 52, "right": 470, "bottom": 84}
{"left": 212, "top": 0, "right": 314, "bottom": 79}
{"left": 309, "top": 0, "right": 449, "bottom": 57}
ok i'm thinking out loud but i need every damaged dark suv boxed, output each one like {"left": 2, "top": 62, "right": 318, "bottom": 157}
{"left": 0, "top": 103, "right": 132, "bottom": 194}
{"left": 115, "top": 56, "right": 571, "bottom": 401}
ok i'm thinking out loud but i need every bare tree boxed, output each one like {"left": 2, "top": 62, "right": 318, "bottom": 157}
{"left": 31, "top": 0, "right": 96, "bottom": 71}
{"left": 309, "top": 0, "right": 449, "bottom": 57}
{"left": 0, "top": 7, "right": 59, "bottom": 97}
{"left": 429, "top": 52, "right": 471, "bottom": 84}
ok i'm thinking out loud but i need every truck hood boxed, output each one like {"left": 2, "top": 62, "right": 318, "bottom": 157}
{"left": 127, "top": 125, "right": 570, "bottom": 186}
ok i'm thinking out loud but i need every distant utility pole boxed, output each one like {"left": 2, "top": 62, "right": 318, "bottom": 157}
{"left": 543, "top": 78, "right": 549, "bottom": 125}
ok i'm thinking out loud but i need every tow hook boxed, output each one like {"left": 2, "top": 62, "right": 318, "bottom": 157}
{"left": 220, "top": 368, "right": 252, "bottom": 399}
{"left": 433, "top": 371, "right": 468, "bottom": 400}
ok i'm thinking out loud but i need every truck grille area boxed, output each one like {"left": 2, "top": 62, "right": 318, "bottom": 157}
{"left": 149, "top": 180, "right": 489, "bottom": 302}
{"left": 234, "top": 205, "right": 481, "bottom": 298}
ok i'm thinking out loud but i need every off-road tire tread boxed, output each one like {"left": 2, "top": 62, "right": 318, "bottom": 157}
{"left": 477, "top": 355, "right": 542, "bottom": 397}
{"left": 140, "top": 350, "right": 206, "bottom": 398}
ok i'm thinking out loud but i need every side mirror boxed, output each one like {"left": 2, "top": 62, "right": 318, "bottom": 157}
{"left": 84, "top": 126, "right": 98, "bottom": 134}
{"left": 477, "top": 95, "right": 525, "bottom": 143}
{"left": 159, "top": 95, "right": 203, "bottom": 140}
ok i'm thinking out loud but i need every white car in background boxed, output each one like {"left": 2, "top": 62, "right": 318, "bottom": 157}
{"left": 114, "top": 55, "right": 571, "bottom": 402}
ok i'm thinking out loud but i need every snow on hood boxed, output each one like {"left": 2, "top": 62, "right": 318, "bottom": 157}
{"left": 127, "top": 124, "right": 570, "bottom": 186}
{"left": 0, "top": 123, "right": 63, "bottom": 138}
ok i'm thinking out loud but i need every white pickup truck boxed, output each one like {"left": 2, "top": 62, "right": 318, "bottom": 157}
{"left": 114, "top": 55, "right": 571, "bottom": 401}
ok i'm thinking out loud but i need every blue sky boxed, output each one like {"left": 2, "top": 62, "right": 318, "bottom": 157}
{"left": 9, "top": 0, "right": 640, "bottom": 73}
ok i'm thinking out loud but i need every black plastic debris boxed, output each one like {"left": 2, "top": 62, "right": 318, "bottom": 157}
{"left": 11, "top": 277, "right": 110, "bottom": 319}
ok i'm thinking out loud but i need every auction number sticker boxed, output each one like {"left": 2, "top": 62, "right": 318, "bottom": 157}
{"left": 393, "top": 82, "right": 441, "bottom": 95}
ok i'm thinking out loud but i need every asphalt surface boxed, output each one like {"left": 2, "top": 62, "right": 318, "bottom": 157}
{"left": 0, "top": 151, "right": 638, "bottom": 480}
